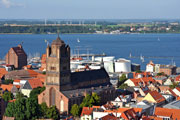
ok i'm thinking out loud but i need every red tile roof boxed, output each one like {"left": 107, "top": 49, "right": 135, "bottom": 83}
{"left": 154, "top": 107, "right": 180, "bottom": 119}
{"left": 81, "top": 107, "right": 93, "bottom": 116}
{"left": 13, "top": 79, "right": 20, "bottom": 83}
{"left": 175, "top": 75, "right": 180, "bottom": 82}
{"left": 101, "top": 114, "right": 119, "bottom": 120}
{"left": 168, "top": 89, "right": 178, "bottom": 97}
{"left": 28, "top": 78, "right": 43, "bottom": 89}
{"left": 129, "top": 77, "right": 156, "bottom": 86}
{"left": 37, "top": 73, "right": 46, "bottom": 83}
{"left": 0, "top": 68, "right": 8, "bottom": 79}
{"left": 9, "top": 99, "right": 16, "bottom": 103}
{"left": 0, "top": 84, "right": 13, "bottom": 91}
{"left": 149, "top": 91, "right": 165, "bottom": 103}
{"left": 27, "top": 69, "right": 39, "bottom": 78}
{"left": 133, "top": 72, "right": 151, "bottom": 78}
{"left": 175, "top": 87, "right": 180, "bottom": 92}
{"left": 41, "top": 54, "right": 46, "bottom": 64}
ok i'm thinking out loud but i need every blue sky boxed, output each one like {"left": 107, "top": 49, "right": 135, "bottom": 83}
{"left": 0, "top": 0, "right": 179, "bottom": 19}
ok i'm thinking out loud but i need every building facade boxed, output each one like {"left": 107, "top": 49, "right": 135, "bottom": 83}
{"left": 6, "top": 44, "right": 27, "bottom": 69}
{"left": 38, "top": 36, "right": 116, "bottom": 115}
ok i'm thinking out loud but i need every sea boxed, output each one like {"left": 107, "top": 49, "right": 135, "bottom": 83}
{"left": 0, "top": 33, "right": 180, "bottom": 70}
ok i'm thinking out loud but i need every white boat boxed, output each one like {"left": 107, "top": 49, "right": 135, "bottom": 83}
{"left": 77, "top": 38, "right": 80, "bottom": 43}
{"left": 140, "top": 54, "right": 145, "bottom": 63}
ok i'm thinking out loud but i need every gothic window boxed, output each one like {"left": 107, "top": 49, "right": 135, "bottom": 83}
{"left": 60, "top": 100, "right": 64, "bottom": 112}
{"left": 50, "top": 88, "right": 56, "bottom": 106}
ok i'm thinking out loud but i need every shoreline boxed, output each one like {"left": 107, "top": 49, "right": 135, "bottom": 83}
{"left": 0, "top": 33, "right": 180, "bottom": 35}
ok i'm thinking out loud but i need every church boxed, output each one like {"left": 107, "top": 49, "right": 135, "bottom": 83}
{"left": 38, "top": 35, "right": 116, "bottom": 114}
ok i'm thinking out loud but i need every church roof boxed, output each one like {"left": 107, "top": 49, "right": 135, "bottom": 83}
{"left": 12, "top": 45, "right": 27, "bottom": 57}
{"left": 71, "top": 68, "right": 110, "bottom": 86}
{"left": 51, "top": 35, "right": 65, "bottom": 46}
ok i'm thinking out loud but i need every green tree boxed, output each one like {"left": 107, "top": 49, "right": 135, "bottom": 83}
{"left": 70, "top": 104, "right": 80, "bottom": 117}
{"left": 119, "top": 74, "right": 127, "bottom": 82}
{"left": 78, "top": 93, "right": 101, "bottom": 116}
{"left": 46, "top": 106, "right": 58, "bottom": 120}
{"left": 118, "top": 83, "right": 128, "bottom": 89}
{"left": 25, "top": 97, "right": 40, "bottom": 120}
{"left": 4, "top": 102, "right": 15, "bottom": 117}
{"left": 135, "top": 70, "right": 142, "bottom": 73}
{"left": 169, "top": 82, "right": 179, "bottom": 89}
{"left": 13, "top": 97, "right": 26, "bottom": 120}
{"left": 3, "top": 79, "right": 13, "bottom": 84}
{"left": 157, "top": 72, "right": 165, "bottom": 76}
{"left": 16, "top": 92, "right": 25, "bottom": 99}
{"left": 39, "top": 102, "right": 48, "bottom": 118}
{"left": 92, "top": 92, "right": 100, "bottom": 105}
{"left": 118, "top": 74, "right": 127, "bottom": 87}
{"left": 29, "top": 87, "right": 45, "bottom": 99}
{"left": 2, "top": 91, "right": 13, "bottom": 102}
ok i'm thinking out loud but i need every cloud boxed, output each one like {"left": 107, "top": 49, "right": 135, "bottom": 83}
{"left": 1, "top": 0, "right": 25, "bottom": 8}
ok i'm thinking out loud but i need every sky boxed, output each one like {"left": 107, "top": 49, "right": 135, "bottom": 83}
{"left": 0, "top": 0, "right": 180, "bottom": 19}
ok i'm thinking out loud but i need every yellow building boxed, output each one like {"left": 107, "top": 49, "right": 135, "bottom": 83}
{"left": 143, "top": 91, "right": 165, "bottom": 106}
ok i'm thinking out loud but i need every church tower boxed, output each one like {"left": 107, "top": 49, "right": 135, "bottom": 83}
{"left": 45, "top": 35, "right": 71, "bottom": 91}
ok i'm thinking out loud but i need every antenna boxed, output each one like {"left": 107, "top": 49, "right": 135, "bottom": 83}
{"left": 45, "top": 18, "right": 47, "bottom": 25}
{"left": 57, "top": 30, "right": 60, "bottom": 37}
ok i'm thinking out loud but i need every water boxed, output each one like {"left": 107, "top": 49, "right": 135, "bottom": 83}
{"left": 0, "top": 33, "right": 180, "bottom": 70}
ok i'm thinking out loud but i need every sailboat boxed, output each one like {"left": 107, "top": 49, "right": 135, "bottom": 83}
{"left": 158, "top": 37, "right": 160, "bottom": 41}
{"left": 129, "top": 53, "right": 132, "bottom": 58}
{"left": 77, "top": 38, "right": 80, "bottom": 43}
{"left": 140, "top": 54, "right": 145, "bottom": 63}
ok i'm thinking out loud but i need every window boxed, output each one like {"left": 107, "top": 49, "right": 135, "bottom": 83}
{"left": 60, "top": 100, "right": 64, "bottom": 112}
{"left": 50, "top": 66, "right": 56, "bottom": 70}
{"left": 50, "top": 88, "right": 56, "bottom": 106}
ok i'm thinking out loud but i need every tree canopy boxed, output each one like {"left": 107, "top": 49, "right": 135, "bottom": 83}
{"left": 4, "top": 87, "right": 59, "bottom": 120}
{"left": 70, "top": 93, "right": 101, "bottom": 117}
{"left": 70, "top": 104, "right": 80, "bottom": 117}
{"left": 2, "top": 91, "right": 13, "bottom": 102}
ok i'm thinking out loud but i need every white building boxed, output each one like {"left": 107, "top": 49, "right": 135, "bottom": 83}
{"left": 115, "top": 58, "right": 131, "bottom": 73}
{"left": 146, "top": 61, "right": 155, "bottom": 73}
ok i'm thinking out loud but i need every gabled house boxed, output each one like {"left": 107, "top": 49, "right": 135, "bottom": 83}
{"left": 143, "top": 91, "right": 166, "bottom": 106}
{"left": 146, "top": 61, "right": 155, "bottom": 73}
{"left": 124, "top": 77, "right": 156, "bottom": 87}
{"left": 130, "top": 100, "right": 155, "bottom": 116}
{"left": 5, "top": 44, "right": 27, "bottom": 69}
{"left": 21, "top": 78, "right": 43, "bottom": 97}
{"left": 81, "top": 107, "right": 93, "bottom": 120}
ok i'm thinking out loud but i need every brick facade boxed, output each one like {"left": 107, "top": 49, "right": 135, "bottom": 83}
{"left": 6, "top": 44, "right": 27, "bottom": 69}
{"left": 38, "top": 36, "right": 117, "bottom": 115}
